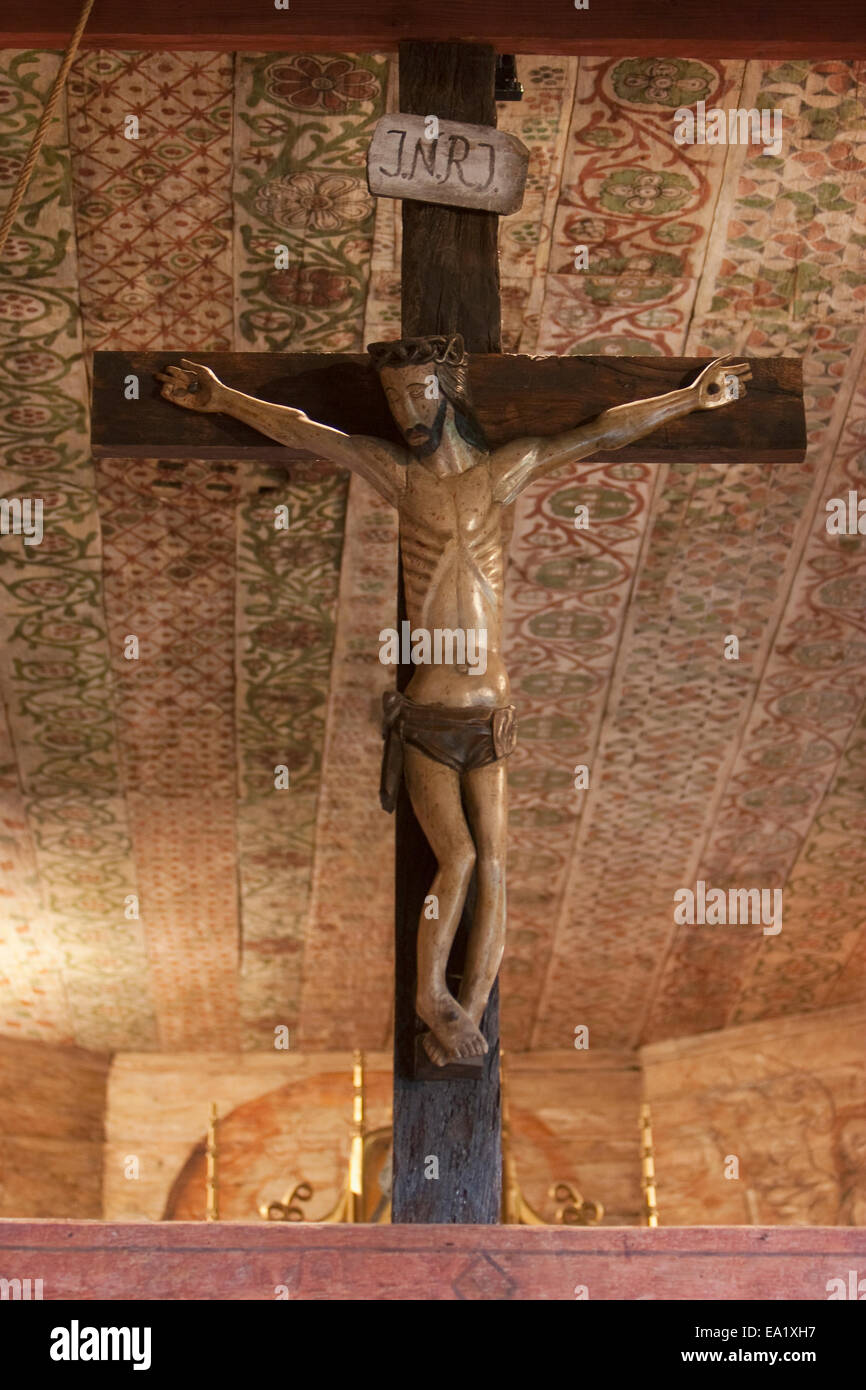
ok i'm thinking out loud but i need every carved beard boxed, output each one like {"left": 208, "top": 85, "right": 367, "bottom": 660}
{"left": 403, "top": 398, "right": 448, "bottom": 459}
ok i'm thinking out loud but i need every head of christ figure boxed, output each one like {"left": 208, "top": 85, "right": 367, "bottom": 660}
{"left": 367, "top": 334, "right": 489, "bottom": 460}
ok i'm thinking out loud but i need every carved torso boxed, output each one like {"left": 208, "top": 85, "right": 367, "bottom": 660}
{"left": 398, "top": 456, "right": 508, "bottom": 708}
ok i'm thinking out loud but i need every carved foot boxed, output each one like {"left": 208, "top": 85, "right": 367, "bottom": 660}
{"left": 417, "top": 995, "right": 488, "bottom": 1067}
{"left": 421, "top": 1032, "right": 450, "bottom": 1067}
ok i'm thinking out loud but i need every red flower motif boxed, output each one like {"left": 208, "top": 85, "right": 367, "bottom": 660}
{"left": 8, "top": 445, "right": 60, "bottom": 467}
{"left": 266, "top": 57, "right": 379, "bottom": 111}
{"left": 0, "top": 292, "right": 43, "bottom": 320}
{"left": 266, "top": 265, "right": 352, "bottom": 307}
{"left": 1, "top": 237, "right": 34, "bottom": 262}
{"left": 254, "top": 618, "right": 324, "bottom": 649}
{"left": 9, "top": 405, "right": 52, "bottom": 427}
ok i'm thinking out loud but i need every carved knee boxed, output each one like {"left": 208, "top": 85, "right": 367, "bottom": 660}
{"left": 452, "top": 842, "right": 477, "bottom": 888}
{"left": 477, "top": 853, "right": 506, "bottom": 894}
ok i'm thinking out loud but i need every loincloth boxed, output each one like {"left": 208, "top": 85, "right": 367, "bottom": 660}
{"left": 379, "top": 690, "right": 518, "bottom": 814}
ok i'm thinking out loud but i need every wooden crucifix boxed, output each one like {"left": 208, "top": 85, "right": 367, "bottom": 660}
{"left": 91, "top": 41, "right": 805, "bottom": 1224}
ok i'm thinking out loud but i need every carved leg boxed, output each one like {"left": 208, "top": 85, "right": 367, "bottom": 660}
{"left": 458, "top": 760, "right": 508, "bottom": 1027}
{"left": 402, "top": 744, "right": 488, "bottom": 1066}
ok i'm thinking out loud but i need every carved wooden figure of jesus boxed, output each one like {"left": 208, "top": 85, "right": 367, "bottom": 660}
{"left": 158, "top": 338, "right": 750, "bottom": 1067}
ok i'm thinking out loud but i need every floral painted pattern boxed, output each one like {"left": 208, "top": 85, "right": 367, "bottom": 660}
{"left": 612, "top": 58, "right": 717, "bottom": 107}
{"left": 265, "top": 56, "right": 380, "bottom": 112}
{"left": 235, "top": 52, "right": 387, "bottom": 353}
{"left": 253, "top": 171, "right": 372, "bottom": 232}
{"left": 599, "top": 169, "right": 695, "bottom": 216}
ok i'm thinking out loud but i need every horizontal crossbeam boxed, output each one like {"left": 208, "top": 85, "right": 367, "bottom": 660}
{"left": 92, "top": 351, "right": 806, "bottom": 466}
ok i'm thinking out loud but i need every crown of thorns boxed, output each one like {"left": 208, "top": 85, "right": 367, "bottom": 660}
{"left": 366, "top": 334, "right": 467, "bottom": 370}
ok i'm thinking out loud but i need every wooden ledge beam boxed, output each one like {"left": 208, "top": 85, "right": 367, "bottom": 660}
{"left": 3, "top": 1220, "right": 865, "bottom": 1300}
{"left": 4, "top": 0, "right": 866, "bottom": 56}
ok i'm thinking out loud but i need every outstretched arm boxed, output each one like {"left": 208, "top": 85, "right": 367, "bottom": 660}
{"left": 491, "top": 358, "right": 752, "bottom": 505}
{"left": 157, "top": 360, "right": 408, "bottom": 508}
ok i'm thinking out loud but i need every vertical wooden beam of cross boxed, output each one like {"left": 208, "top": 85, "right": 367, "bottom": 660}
{"left": 391, "top": 39, "right": 503, "bottom": 1225}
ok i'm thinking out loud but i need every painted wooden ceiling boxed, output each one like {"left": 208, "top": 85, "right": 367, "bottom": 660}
{"left": 0, "top": 50, "right": 864, "bottom": 1053}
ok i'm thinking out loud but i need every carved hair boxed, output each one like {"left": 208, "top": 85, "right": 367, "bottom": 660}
{"left": 366, "top": 334, "right": 466, "bottom": 370}
{"left": 366, "top": 334, "right": 488, "bottom": 453}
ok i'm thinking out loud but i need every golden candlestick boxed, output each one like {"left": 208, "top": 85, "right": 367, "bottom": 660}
{"left": 348, "top": 1048, "right": 366, "bottom": 1218}
{"left": 640, "top": 1102, "right": 659, "bottom": 1227}
{"left": 206, "top": 1102, "right": 219, "bottom": 1222}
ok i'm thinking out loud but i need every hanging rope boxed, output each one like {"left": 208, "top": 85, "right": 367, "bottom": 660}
{"left": 0, "top": 0, "right": 96, "bottom": 260}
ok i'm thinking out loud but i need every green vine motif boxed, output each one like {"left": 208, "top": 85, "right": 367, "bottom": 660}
{"left": 15, "top": 144, "right": 73, "bottom": 223}
{"left": 0, "top": 275, "right": 82, "bottom": 333}
{"left": 236, "top": 53, "right": 389, "bottom": 353}
{"left": 11, "top": 653, "right": 102, "bottom": 688}
{"left": 35, "top": 757, "right": 121, "bottom": 804}
{"left": 238, "top": 113, "right": 378, "bottom": 186}
{"left": 0, "top": 544, "right": 101, "bottom": 605}
{"left": 237, "top": 296, "right": 366, "bottom": 351}
{"left": 0, "top": 55, "right": 73, "bottom": 223}
{"left": 0, "top": 85, "right": 37, "bottom": 138}
{"left": 1, "top": 228, "right": 73, "bottom": 280}
{"left": 237, "top": 151, "right": 377, "bottom": 348}
{"left": 5, "top": 50, "right": 60, "bottom": 102}
{"left": 6, "top": 527, "right": 94, "bottom": 568}
{"left": 242, "top": 111, "right": 298, "bottom": 142}
{"left": 238, "top": 482, "right": 346, "bottom": 591}
{"left": 0, "top": 379, "right": 86, "bottom": 443}
{"left": 237, "top": 234, "right": 372, "bottom": 350}
{"left": 0, "top": 342, "right": 70, "bottom": 385}
{"left": 3, "top": 605, "right": 107, "bottom": 657}
{"left": 3, "top": 439, "right": 81, "bottom": 478}
{"left": 240, "top": 539, "right": 346, "bottom": 603}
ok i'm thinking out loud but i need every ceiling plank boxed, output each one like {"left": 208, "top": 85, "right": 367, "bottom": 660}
{"left": 5, "top": 0, "right": 866, "bottom": 55}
